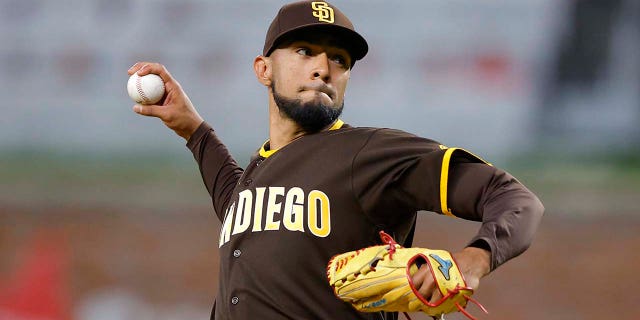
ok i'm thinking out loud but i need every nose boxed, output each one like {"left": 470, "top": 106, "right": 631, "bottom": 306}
{"left": 311, "top": 53, "right": 330, "bottom": 82}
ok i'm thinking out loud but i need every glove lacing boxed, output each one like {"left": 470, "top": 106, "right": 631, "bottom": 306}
{"left": 377, "top": 231, "right": 488, "bottom": 320}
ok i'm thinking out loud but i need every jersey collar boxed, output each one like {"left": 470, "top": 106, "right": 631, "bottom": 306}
{"left": 259, "top": 119, "right": 345, "bottom": 158}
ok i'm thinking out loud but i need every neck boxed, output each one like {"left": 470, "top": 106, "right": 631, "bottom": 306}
{"left": 268, "top": 99, "right": 306, "bottom": 151}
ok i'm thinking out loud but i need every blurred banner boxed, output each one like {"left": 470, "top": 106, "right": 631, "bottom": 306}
{"left": 0, "top": 231, "right": 71, "bottom": 320}
{"left": 1, "top": 0, "right": 637, "bottom": 159}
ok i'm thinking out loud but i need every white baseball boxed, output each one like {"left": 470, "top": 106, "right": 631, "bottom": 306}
{"left": 127, "top": 73, "right": 165, "bottom": 105}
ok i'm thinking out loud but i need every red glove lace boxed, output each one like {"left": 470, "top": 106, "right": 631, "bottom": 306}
{"left": 379, "top": 230, "right": 398, "bottom": 260}
{"left": 377, "top": 231, "right": 488, "bottom": 320}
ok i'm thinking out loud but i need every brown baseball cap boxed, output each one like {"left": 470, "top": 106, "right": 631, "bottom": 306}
{"left": 263, "top": 1, "right": 368, "bottom": 64}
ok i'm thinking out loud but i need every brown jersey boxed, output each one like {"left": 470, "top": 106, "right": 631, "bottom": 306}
{"left": 187, "top": 120, "right": 543, "bottom": 320}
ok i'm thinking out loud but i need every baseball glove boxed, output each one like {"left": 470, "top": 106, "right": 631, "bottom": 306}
{"left": 327, "top": 231, "right": 487, "bottom": 320}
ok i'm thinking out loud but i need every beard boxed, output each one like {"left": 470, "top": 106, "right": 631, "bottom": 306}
{"left": 271, "top": 81, "right": 343, "bottom": 134}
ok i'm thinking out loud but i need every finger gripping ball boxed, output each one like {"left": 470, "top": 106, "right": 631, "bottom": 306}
{"left": 127, "top": 73, "right": 165, "bottom": 105}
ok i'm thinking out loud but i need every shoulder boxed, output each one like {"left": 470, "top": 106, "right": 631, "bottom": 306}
{"left": 337, "top": 126, "right": 443, "bottom": 151}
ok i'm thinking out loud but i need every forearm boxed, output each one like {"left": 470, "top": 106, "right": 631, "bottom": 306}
{"left": 468, "top": 179, "right": 544, "bottom": 271}
{"left": 187, "top": 121, "right": 243, "bottom": 220}
{"left": 449, "top": 163, "right": 544, "bottom": 271}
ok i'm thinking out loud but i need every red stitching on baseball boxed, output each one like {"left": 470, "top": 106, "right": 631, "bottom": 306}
{"left": 136, "top": 75, "right": 150, "bottom": 103}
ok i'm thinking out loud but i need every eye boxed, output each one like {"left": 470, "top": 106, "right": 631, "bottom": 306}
{"left": 332, "top": 54, "right": 347, "bottom": 67}
{"left": 296, "top": 47, "right": 312, "bottom": 56}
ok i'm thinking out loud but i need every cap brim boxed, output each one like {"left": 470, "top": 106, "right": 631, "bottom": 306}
{"left": 265, "top": 24, "right": 368, "bottom": 63}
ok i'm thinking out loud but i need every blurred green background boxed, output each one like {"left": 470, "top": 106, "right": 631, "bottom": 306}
{"left": 1, "top": 0, "right": 639, "bottom": 319}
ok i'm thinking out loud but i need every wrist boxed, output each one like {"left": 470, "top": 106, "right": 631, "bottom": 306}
{"left": 179, "top": 117, "right": 204, "bottom": 141}
{"left": 458, "top": 247, "right": 491, "bottom": 279}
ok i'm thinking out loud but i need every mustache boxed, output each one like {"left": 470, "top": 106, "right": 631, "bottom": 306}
{"left": 300, "top": 84, "right": 336, "bottom": 99}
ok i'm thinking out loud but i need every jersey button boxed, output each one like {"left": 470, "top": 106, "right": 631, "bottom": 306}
{"left": 231, "top": 296, "right": 239, "bottom": 305}
{"left": 233, "top": 249, "right": 241, "bottom": 258}
{"left": 243, "top": 179, "right": 253, "bottom": 186}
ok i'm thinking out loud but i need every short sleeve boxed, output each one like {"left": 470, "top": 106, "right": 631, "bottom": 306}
{"left": 438, "top": 148, "right": 491, "bottom": 217}
{"left": 351, "top": 129, "right": 442, "bottom": 224}
{"left": 352, "top": 129, "right": 490, "bottom": 225}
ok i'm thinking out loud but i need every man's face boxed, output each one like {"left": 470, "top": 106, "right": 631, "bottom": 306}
{"left": 268, "top": 33, "right": 352, "bottom": 133}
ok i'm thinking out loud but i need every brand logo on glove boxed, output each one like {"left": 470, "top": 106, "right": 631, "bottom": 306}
{"left": 364, "top": 298, "right": 386, "bottom": 309}
{"left": 429, "top": 254, "right": 453, "bottom": 281}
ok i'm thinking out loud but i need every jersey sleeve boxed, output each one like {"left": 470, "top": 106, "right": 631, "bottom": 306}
{"left": 351, "top": 128, "right": 445, "bottom": 223}
{"left": 352, "top": 129, "right": 487, "bottom": 220}
{"left": 186, "top": 121, "right": 244, "bottom": 221}
{"left": 437, "top": 147, "right": 492, "bottom": 217}
{"left": 448, "top": 162, "right": 544, "bottom": 270}
{"left": 352, "top": 130, "right": 544, "bottom": 270}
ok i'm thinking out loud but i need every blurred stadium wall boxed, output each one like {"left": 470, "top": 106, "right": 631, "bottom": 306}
{"left": 1, "top": 1, "right": 638, "bottom": 319}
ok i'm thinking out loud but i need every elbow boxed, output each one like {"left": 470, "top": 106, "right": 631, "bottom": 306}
{"left": 514, "top": 196, "right": 545, "bottom": 254}
{"left": 530, "top": 194, "right": 545, "bottom": 226}
{"left": 491, "top": 194, "right": 545, "bottom": 268}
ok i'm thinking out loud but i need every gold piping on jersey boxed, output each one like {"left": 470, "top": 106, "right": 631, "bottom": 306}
{"left": 259, "top": 142, "right": 278, "bottom": 158}
{"left": 440, "top": 147, "right": 491, "bottom": 218}
{"left": 259, "top": 119, "right": 345, "bottom": 158}
{"left": 440, "top": 148, "right": 456, "bottom": 217}
{"left": 328, "top": 119, "right": 344, "bottom": 130}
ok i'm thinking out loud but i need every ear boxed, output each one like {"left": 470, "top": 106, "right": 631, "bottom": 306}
{"left": 254, "top": 55, "right": 272, "bottom": 87}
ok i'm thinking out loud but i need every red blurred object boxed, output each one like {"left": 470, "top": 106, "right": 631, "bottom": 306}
{"left": 474, "top": 53, "right": 511, "bottom": 83}
{"left": 0, "top": 231, "right": 72, "bottom": 320}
